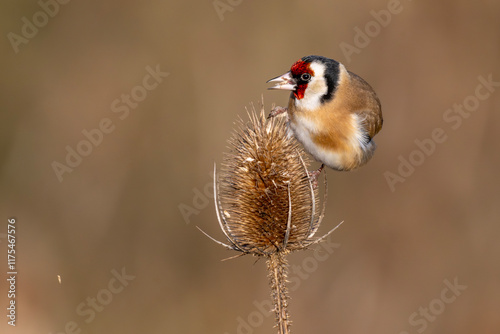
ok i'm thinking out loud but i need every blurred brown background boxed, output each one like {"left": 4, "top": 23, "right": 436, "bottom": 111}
{"left": 1, "top": 1, "right": 499, "bottom": 333}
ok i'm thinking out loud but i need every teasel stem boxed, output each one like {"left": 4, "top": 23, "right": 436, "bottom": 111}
{"left": 201, "top": 99, "right": 344, "bottom": 334}
{"left": 268, "top": 251, "right": 290, "bottom": 334}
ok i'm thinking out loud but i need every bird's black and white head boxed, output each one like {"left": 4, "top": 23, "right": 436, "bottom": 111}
{"left": 267, "top": 55, "right": 346, "bottom": 111}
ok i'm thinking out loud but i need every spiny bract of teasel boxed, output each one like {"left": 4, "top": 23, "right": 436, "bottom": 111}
{"left": 209, "top": 102, "right": 330, "bottom": 256}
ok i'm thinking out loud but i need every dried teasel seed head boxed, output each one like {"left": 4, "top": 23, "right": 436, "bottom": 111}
{"left": 213, "top": 101, "right": 327, "bottom": 256}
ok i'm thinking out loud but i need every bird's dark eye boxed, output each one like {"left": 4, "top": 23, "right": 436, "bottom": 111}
{"left": 300, "top": 73, "right": 311, "bottom": 82}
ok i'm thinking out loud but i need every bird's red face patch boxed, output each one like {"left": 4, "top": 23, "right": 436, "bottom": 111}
{"left": 290, "top": 59, "right": 315, "bottom": 100}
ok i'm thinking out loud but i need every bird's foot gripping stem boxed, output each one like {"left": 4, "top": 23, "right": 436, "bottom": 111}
{"left": 268, "top": 106, "right": 288, "bottom": 119}
{"left": 308, "top": 164, "right": 325, "bottom": 189}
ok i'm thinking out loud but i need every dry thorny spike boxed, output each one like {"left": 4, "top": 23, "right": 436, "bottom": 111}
{"left": 198, "top": 98, "right": 344, "bottom": 334}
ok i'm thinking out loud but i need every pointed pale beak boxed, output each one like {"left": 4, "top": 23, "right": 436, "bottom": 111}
{"left": 266, "top": 71, "right": 296, "bottom": 91}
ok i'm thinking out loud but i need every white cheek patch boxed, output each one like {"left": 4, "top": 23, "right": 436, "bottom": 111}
{"left": 294, "top": 62, "right": 328, "bottom": 111}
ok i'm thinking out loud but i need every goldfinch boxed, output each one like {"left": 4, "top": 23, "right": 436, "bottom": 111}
{"left": 267, "top": 55, "right": 383, "bottom": 172}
